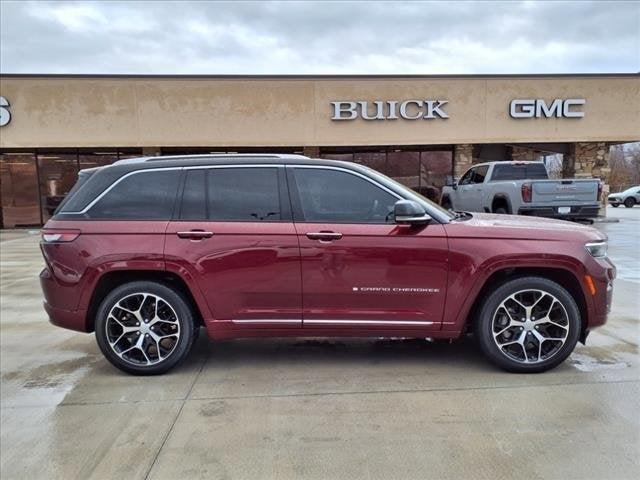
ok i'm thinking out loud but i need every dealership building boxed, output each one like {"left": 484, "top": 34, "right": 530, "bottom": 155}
{"left": 0, "top": 73, "right": 638, "bottom": 228}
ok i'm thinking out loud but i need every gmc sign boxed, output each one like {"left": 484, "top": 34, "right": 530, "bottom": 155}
{"left": 509, "top": 98, "right": 585, "bottom": 118}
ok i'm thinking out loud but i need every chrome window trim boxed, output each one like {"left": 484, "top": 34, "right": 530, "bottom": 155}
{"left": 231, "top": 319, "right": 301, "bottom": 324}
{"left": 62, "top": 163, "right": 429, "bottom": 218}
{"left": 63, "top": 164, "right": 282, "bottom": 215}
{"left": 231, "top": 318, "right": 434, "bottom": 326}
{"left": 304, "top": 319, "right": 434, "bottom": 326}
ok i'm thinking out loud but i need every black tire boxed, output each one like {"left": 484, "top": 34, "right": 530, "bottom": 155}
{"left": 441, "top": 197, "right": 452, "bottom": 210}
{"left": 475, "top": 276, "right": 581, "bottom": 373}
{"left": 611, "top": 203, "right": 619, "bottom": 208}
{"left": 494, "top": 206, "right": 509, "bottom": 214}
{"left": 95, "top": 281, "right": 198, "bottom": 375}
{"left": 624, "top": 197, "right": 636, "bottom": 208}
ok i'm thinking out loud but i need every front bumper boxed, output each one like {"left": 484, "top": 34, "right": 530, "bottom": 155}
{"left": 608, "top": 198, "right": 622, "bottom": 205}
{"left": 518, "top": 204, "right": 600, "bottom": 219}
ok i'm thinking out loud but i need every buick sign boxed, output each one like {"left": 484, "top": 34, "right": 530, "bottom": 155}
{"left": 331, "top": 100, "right": 449, "bottom": 121}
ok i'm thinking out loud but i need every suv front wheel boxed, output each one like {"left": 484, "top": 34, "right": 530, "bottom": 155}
{"left": 475, "top": 277, "right": 581, "bottom": 373}
{"left": 95, "top": 281, "right": 198, "bottom": 375}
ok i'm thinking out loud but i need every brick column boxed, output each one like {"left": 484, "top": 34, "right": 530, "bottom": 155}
{"left": 302, "top": 146, "right": 320, "bottom": 158}
{"left": 574, "top": 141, "right": 611, "bottom": 214}
{"left": 453, "top": 144, "right": 473, "bottom": 178}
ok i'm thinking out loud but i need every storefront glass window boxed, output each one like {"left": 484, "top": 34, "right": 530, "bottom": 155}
{"left": 0, "top": 153, "right": 41, "bottom": 228}
{"left": 354, "top": 151, "right": 386, "bottom": 174}
{"left": 387, "top": 151, "right": 420, "bottom": 189}
{"left": 419, "top": 151, "right": 453, "bottom": 202}
{"left": 37, "top": 153, "right": 79, "bottom": 221}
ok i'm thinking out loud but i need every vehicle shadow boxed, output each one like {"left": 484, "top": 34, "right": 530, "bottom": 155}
{"left": 190, "top": 332, "right": 494, "bottom": 372}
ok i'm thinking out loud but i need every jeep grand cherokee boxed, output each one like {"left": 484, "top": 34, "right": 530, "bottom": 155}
{"left": 40, "top": 154, "right": 616, "bottom": 375}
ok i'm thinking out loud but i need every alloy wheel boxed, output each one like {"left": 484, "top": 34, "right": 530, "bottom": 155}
{"left": 491, "top": 289, "right": 570, "bottom": 364}
{"left": 105, "top": 292, "right": 181, "bottom": 366}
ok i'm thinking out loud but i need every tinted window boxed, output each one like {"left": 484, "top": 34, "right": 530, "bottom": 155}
{"left": 88, "top": 170, "right": 179, "bottom": 219}
{"left": 180, "top": 167, "right": 281, "bottom": 221}
{"left": 180, "top": 170, "right": 206, "bottom": 220}
{"left": 293, "top": 168, "right": 398, "bottom": 223}
{"left": 492, "top": 163, "right": 548, "bottom": 181}
{"left": 472, "top": 165, "right": 489, "bottom": 183}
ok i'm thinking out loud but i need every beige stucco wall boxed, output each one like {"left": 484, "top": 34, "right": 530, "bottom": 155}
{"left": 0, "top": 75, "right": 638, "bottom": 149}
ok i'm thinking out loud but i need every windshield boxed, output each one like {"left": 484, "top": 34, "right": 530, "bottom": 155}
{"left": 359, "top": 166, "right": 456, "bottom": 220}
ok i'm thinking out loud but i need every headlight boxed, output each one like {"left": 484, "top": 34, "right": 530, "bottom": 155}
{"left": 585, "top": 241, "right": 608, "bottom": 258}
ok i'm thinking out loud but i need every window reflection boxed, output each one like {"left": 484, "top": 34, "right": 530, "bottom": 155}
{"left": 0, "top": 153, "right": 41, "bottom": 227}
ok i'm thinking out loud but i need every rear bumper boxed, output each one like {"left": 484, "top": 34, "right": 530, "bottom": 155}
{"left": 518, "top": 204, "right": 600, "bottom": 219}
{"left": 41, "top": 267, "right": 90, "bottom": 332}
{"left": 43, "top": 301, "right": 89, "bottom": 332}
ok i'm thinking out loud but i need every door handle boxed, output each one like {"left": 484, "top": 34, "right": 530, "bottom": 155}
{"left": 177, "top": 230, "right": 214, "bottom": 240}
{"left": 306, "top": 231, "right": 343, "bottom": 241}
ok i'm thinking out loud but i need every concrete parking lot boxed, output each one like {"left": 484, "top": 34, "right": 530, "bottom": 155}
{"left": 1, "top": 207, "right": 639, "bottom": 480}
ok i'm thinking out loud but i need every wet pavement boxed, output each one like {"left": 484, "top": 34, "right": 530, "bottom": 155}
{"left": 1, "top": 207, "right": 638, "bottom": 479}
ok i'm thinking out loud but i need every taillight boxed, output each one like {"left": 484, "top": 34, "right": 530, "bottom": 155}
{"left": 521, "top": 183, "right": 532, "bottom": 203}
{"left": 597, "top": 181, "right": 603, "bottom": 201}
{"left": 41, "top": 229, "right": 81, "bottom": 243}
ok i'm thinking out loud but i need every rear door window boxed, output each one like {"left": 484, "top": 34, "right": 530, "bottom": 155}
{"left": 87, "top": 169, "right": 180, "bottom": 219}
{"left": 180, "top": 167, "right": 283, "bottom": 221}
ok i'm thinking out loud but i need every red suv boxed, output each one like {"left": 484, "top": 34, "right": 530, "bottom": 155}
{"left": 40, "top": 154, "right": 615, "bottom": 375}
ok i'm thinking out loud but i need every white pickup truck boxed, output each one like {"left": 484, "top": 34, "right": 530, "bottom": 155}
{"left": 440, "top": 161, "right": 602, "bottom": 220}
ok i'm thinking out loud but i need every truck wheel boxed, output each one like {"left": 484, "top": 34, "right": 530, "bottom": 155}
{"left": 624, "top": 197, "right": 636, "bottom": 208}
{"left": 494, "top": 206, "right": 508, "bottom": 214}
{"left": 475, "top": 276, "right": 581, "bottom": 373}
{"left": 441, "top": 197, "right": 452, "bottom": 210}
{"left": 95, "top": 281, "right": 198, "bottom": 375}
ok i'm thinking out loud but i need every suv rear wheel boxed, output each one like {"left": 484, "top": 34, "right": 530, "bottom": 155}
{"left": 95, "top": 281, "right": 198, "bottom": 375}
{"left": 624, "top": 197, "right": 636, "bottom": 208}
{"left": 475, "top": 277, "right": 580, "bottom": 373}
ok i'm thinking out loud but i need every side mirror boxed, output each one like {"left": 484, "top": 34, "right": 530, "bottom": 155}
{"left": 452, "top": 181, "right": 458, "bottom": 190}
{"left": 394, "top": 200, "right": 431, "bottom": 225}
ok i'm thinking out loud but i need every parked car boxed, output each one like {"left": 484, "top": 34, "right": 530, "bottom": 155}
{"left": 608, "top": 186, "right": 640, "bottom": 208}
{"left": 440, "top": 161, "right": 602, "bottom": 220}
{"left": 40, "top": 154, "right": 615, "bottom": 375}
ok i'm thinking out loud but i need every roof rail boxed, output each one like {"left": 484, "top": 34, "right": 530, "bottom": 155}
{"left": 113, "top": 153, "right": 311, "bottom": 165}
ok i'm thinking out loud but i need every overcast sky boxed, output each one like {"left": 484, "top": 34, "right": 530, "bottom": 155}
{"left": 1, "top": 0, "right": 639, "bottom": 74}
